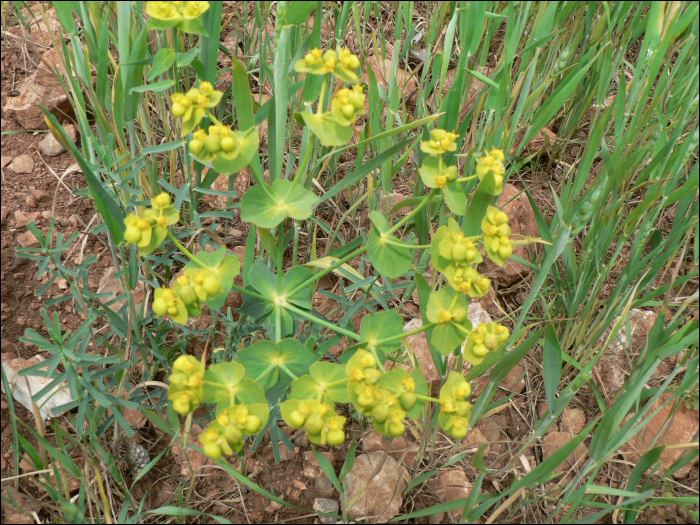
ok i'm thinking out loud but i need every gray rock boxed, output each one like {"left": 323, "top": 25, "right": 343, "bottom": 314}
{"left": 314, "top": 476, "right": 335, "bottom": 498}
{"left": 10, "top": 154, "right": 34, "bottom": 174}
{"left": 4, "top": 48, "right": 74, "bottom": 129}
{"left": 31, "top": 189, "right": 51, "bottom": 203}
{"left": 467, "top": 302, "right": 491, "bottom": 329}
{"left": 302, "top": 450, "right": 334, "bottom": 480}
{"left": 313, "top": 498, "right": 339, "bottom": 524}
{"left": 17, "top": 230, "right": 40, "bottom": 248}
{"left": 402, "top": 318, "right": 439, "bottom": 383}
{"left": 38, "top": 123, "right": 77, "bottom": 156}
{"left": 560, "top": 407, "right": 586, "bottom": 435}
{"left": 343, "top": 451, "right": 410, "bottom": 523}
{"left": 435, "top": 469, "right": 473, "bottom": 520}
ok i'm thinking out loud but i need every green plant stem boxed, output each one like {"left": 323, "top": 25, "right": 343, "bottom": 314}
{"left": 288, "top": 133, "right": 316, "bottom": 190}
{"left": 204, "top": 108, "right": 224, "bottom": 127}
{"left": 287, "top": 245, "right": 368, "bottom": 298}
{"left": 375, "top": 322, "right": 438, "bottom": 345}
{"left": 453, "top": 322, "right": 471, "bottom": 336}
{"left": 276, "top": 223, "right": 285, "bottom": 286}
{"left": 279, "top": 362, "right": 299, "bottom": 380}
{"left": 415, "top": 393, "right": 441, "bottom": 404}
{"left": 230, "top": 284, "right": 268, "bottom": 301}
{"left": 384, "top": 237, "right": 432, "bottom": 250}
{"left": 449, "top": 292, "right": 462, "bottom": 312}
{"left": 275, "top": 307, "right": 282, "bottom": 343}
{"left": 284, "top": 303, "right": 361, "bottom": 341}
{"left": 388, "top": 188, "right": 440, "bottom": 235}
{"left": 370, "top": 347, "right": 386, "bottom": 373}
{"left": 456, "top": 175, "right": 478, "bottom": 183}
{"left": 254, "top": 362, "right": 277, "bottom": 383}
{"left": 326, "top": 378, "right": 350, "bottom": 389}
{"left": 317, "top": 73, "right": 329, "bottom": 115}
{"left": 167, "top": 230, "right": 206, "bottom": 268}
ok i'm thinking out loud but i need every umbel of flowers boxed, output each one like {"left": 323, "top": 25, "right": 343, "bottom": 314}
{"left": 146, "top": 1, "right": 211, "bottom": 34}
{"left": 294, "top": 47, "right": 366, "bottom": 146}
{"left": 123, "top": 40, "right": 521, "bottom": 462}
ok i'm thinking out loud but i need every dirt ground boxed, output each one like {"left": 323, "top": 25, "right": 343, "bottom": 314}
{"left": 1, "top": 2, "right": 698, "bottom": 525}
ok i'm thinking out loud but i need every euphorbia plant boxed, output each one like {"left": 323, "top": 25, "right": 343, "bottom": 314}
{"left": 121, "top": 3, "right": 527, "bottom": 462}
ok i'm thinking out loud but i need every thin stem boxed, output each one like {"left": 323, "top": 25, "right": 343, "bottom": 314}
{"left": 167, "top": 231, "right": 206, "bottom": 267}
{"left": 276, "top": 222, "right": 285, "bottom": 286}
{"left": 284, "top": 303, "right": 361, "bottom": 341}
{"left": 231, "top": 284, "right": 267, "bottom": 301}
{"left": 370, "top": 347, "right": 386, "bottom": 374}
{"left": 286, "top": 245, "right": 367, "bottom": 298}
{"left": 275, "top": 307, "right": 282, "bottom": 343}
{"left": 415, "top": 393, "right": 441, "bottom": 404}
{"left": 456, "top": 175, "right": 479, "bottom": 183}
{"left": 375, "top": 322, "right": 438, "bottom": 346}
{"left": 317, "top": 73, "right": 329, "bottom": 115}
{"left": 292, "top": 221, "right": 299, "bottom": 265}
{"left": 254, "top": 363, "right": 277, "bottom": 384}
{"left": 279, "top": 362, "right": 299, "bottom": 381}
{"left": 449, "top": 292, "right": 461, "bottom": 312}
{"left": 289, "top": 133, "right": 316, "bottom": 189}
{"left": 326, "top": 378, "right": 350, "bottom": 389}
{"left": 384, "top": 237, "right": 432, "bottom": 250}
{"left": 388, "top": 188, "right": 440, "bottom": 235}
{"left": 453, "top": 322, "right": 471, "bottom": 336}
{"left": 204, "top": 108, "right": 223, "bottom": 127}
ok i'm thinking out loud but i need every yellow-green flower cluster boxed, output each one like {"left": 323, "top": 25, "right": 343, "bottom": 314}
{"left": 188, "top": 124, "right": 242, "bottom": 163}
{"left": 171, "top": 81, "right": 223, "bottom": 136}
{"left": 124, "top": 214, "right": 153, "bottom": 246}
{"left": 199, "top": 404, "right": 264, "bottom": 459}
{"left": 432, "top": 219, "right": 490, "bottom": 298}
{"left": 464, "top": 322, "right": 510, "bottom": 365}
{"left": 481, "top": 206, "right": 513, "bottom": 266}
{"left": 439, "top": 229, "right": 483, "bottom": 267}
{"left": 421, "top": 129, "right": 460, "bottom": 156}
{"left": 431, "top": 165, "right": 458, "bottom": 189}
{"left": 331, "top": 85, "right": 366, "bottom": 126}
{"left": 295, "top": 47, "right": 361, "bottom": 83}
{"left": 167, "top": 355, "right": 204, "bottom": 415}
{"left": 476, "top": 148, "right": 506, "bottom": 194}
{"left": 446, "top": 266, "right": 491, "bottom": 297}
{"left": 173, "top": 267, "right": 223, "bottom": 307}
{"left": 124, "top": 193, "right": 180, "bottom": 255}
{"left": 147, "top": 1, "right": 210, "bottom": 22}
{"left": 285, "top": 400, "right": 347, "bottom": 446}
{"left": 153, "top": 287, "right": 188, "bottom": 324}
{"left": 438, "top": 373, "right": 473, "bottom": 439}
{"left": 347, "top": 350, "right": 410, "bottom": 437}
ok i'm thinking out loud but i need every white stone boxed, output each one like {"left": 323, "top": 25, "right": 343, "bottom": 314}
{"left": 1, "top": 355, "right": 74, "bottom": 421}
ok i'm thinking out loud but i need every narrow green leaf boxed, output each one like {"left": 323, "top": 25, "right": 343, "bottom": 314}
{"left": 543, "top": 325, "right": 563, "bottom": 413}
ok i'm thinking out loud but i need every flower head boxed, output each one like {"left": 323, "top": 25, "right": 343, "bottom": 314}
{"left": 167, "top": 355, "right": 204, "bottom": 414}
{"left": 331, "top": 85, "right": 366, "bottom": 126}
{"left": 481, "top": 206, "right": 513, "bottom": 266}
{"left": 421, "top": 129, "right": 460, "bottom": 156}
{"left": 476, "top": 149, "right": 506, "bottom": 194}
{"left": 147, "top": 1, "right": 183, "bottom": 22}
{"left": 153, "top": 287, "right": 188, "bottom": 324}
{"left": 182, "top": 1, "right": 209, "bottom": 19}
{"left": 464, "top": 322, "right": 509, "bottom": 365}
{"left": 294, "top": 47, "right": 360, "bottom": 83}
